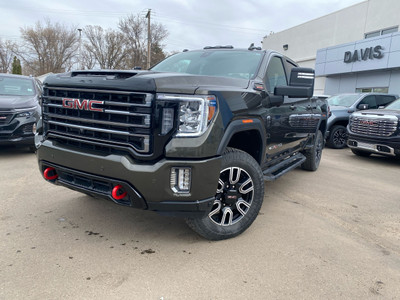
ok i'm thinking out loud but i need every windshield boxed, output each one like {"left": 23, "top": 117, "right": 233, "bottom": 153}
{"left": 385, "top": 99, "right": 400, "bottom": 109}
{"left": 327, "top": 94, "right": 360, "bottom": 107}
{"left": 0, "top": 77, "right": 35, "bottom": 96}
{"left": 151, "top": 50, "right": 263, "bottom": 80}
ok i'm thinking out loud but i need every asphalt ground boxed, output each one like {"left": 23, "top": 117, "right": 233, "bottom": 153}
{"left": 0, "top": 146, "right": 399, "bottom": 299}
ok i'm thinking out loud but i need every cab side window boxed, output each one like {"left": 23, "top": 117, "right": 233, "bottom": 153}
{"left": 265, "top": 56, "right": 287, "bottom": 93}
{"left": 377, "top": 95, "right": 395, "bottom": 107}
{"left": 359, "top": 95, "right": 377, "bottom": 109}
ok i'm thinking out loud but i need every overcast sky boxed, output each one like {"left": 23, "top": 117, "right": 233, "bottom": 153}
{"left": 1, "top": 0, "right": 363, "bottom": 53}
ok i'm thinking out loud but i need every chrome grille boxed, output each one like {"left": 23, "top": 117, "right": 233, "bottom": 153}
{"left": 349, "top": 115, "right": 398, "bottom": 137}
{"left": 42, "top": 87, "right": 154, "bottom": 153}
{"left": 0, "top": 112, "right": 13, "bottom": 124}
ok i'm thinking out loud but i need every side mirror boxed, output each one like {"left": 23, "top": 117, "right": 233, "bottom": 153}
{"left": 358, "top": 104, "right": 369, "bottom": 110}
{"left": 289, "top": 67, "right": 315, "bottom": 88}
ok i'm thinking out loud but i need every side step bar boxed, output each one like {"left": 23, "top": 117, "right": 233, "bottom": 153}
{"left": 263, "top": 153, "right": 306, "bottom": 181}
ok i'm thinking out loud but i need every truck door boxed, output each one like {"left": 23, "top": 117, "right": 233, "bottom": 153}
{"left": 262, "top": 55, "right": 314, "bottom": 159}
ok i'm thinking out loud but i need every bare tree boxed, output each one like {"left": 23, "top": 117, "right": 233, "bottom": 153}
{"left": 83, "top": 25, "right": 127, "bottom": 69}
{"left": 0, "top": 39, "right": 17, "bottom": 73}
{"left": 81, "top": 48, "right": 96, "bottom": 70}
{"left": 119, "top": 13, "right": 168, "bottom": 69}
{"left": 18, "top": 19, "right": 79, "bottom": 75}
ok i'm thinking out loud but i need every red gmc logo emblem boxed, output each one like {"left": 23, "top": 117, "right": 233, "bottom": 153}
{"left": 62, "top": 98, "right": 104, "bottom": 112}
{"left": 360, "top": 120, "right": 376, "bottom": 125}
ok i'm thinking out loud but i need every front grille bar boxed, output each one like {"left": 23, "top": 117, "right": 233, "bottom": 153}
{"left": 48, "top": 120, "right": 149, "bottom": 138}
{"left": 43, "top": 87, "right": 154, "bottom": 154}
{"left": 350, "top": 115, "right": 398, "bottom": 137}
{"left": 46, "top": 87, "right": 152, "bottom": 107}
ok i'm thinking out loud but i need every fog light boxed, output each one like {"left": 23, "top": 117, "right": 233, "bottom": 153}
{"left": 32, "top": 123, "right": 37, "bottom": 134}
{"left": 170, "top": 167, "right": 191, "bottom": 193}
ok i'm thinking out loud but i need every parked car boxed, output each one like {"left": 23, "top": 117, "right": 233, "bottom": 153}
{"left": 347, "top": 98, "right": 400, "bottom": 158}
{"left": 326, "top": 93, "right": 398, "bottom": 148}
{"left": 0, "top": 74, "right": 42, "bottom": 151}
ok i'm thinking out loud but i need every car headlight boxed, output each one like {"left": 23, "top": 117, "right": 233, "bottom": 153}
{"left": 16, "top": 111, "right": 34, "bottom": 118}
{"left": 157, "top": 94, "right": 218, "bottom": 137}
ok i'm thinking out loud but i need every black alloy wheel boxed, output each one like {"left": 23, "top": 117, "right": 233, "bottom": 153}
{"left": 209, "top": 166, "right": 254, "bottom": 226}
{"left": 328, "top": 125, "right": 347, "bottom": 149}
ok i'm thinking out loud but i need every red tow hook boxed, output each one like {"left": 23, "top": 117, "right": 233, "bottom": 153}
{"left": 43, "top": 167, "right": 58, "bottom": 180}
{"left": 112, "top": 185, "right": 127, "bottom": 200}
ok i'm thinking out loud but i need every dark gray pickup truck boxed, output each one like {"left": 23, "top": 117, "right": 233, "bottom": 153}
{"left": 36, "top": 46, "right": 328, "bottom": 240}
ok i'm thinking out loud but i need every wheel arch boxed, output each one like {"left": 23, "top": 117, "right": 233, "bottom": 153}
{"left": 217, "top": 119, "right": 266, "bottom": 164}
{"left": 329, "top": 119, "right": 349, "bottom": 131}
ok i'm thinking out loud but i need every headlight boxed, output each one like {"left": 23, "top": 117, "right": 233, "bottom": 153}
{"left": 157, "top": 94, "right": 218, "bottom": 137}
{"left": 16, "top": 111, "right": 34, "bottom": 118}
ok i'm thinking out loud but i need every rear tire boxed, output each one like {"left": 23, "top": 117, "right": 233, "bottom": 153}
{"left": 328, "top": 125, "right": 347, "bottom": 149}
{"left": 185, "top": 148, "right": 264, "bottom": 240}
{"left": 351, "top": 149, "right": 371, "bottom": 157}
{"left": 302, "top": 130, "right": 323, "bottom": 171}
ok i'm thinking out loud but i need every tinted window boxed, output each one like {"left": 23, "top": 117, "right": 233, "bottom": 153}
{"left": 151, "top": 50, "right": 263, "bottom": 80}
{"left": 265, "top": 56, "right": 287, "bottom": 92}
{"left": 382, "top": 27, "right": 398, "bottom": 35}
{"left": 359, "top": 95, "right": 377, "bottom": 109}
{"left": 377, "top": 95, "right": 395, "bottom": 106}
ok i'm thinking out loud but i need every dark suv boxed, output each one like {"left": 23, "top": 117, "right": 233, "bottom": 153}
{"left": 326, "top": 93, "right": 397, "bottom": 148}
{"left": 0, "top": 74, "right": 42, "bottom": 151}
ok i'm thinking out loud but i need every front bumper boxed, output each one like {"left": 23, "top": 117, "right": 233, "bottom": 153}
{"left": 0, "top": 116, "right": 36, "bottom": 146}
{"left": 0, "top": 134, "right": 34, "bottom": 146}
{"left": 347, "top": 132, "right": 400, "bottom": 157}
{"left": 37, "top": 139, "right": 222, "bottom": 216}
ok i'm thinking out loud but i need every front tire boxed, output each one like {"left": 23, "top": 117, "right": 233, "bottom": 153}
{"left": 185, "top": 148, "right": 264, "bottom": 240}
{"left": 328, "top": 125, "right": 347, "bottom": 149}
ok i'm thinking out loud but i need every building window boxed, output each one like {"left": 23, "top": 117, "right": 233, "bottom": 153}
{"left": 356, "top": 87, "right": 389, "bottom": 93}
{"left": 365, "top": 26, "right": 398, "bottom": 39}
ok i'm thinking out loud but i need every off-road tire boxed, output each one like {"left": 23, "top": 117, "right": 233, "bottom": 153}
{"left": 185, "top": 148, "right": 264, "bottom": 240}
{"left": 351, "top": 149, "right": 371, "bottom": 157}
{"left": 328, "top": 125, "right": 347, "bottom": 149}
{"left": 302, "top": 130, "right": 323, "bottom": 171}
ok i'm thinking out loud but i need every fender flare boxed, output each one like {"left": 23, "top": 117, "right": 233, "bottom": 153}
{"left": 217, "top": 118, "right": 266, "bottom": 163}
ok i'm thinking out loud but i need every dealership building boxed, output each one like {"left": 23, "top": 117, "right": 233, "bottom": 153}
{"left": 262, "top": 0, "right": 400, "bottom": 96}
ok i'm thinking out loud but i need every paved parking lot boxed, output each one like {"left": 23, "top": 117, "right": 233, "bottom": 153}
{"left": 0, "top": 146, "right": 399, "bottom": 299}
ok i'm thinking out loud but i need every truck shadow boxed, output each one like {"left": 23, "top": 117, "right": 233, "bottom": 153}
{"left": 50, "top": 193, "right": 207, "bottom": 245}
{"left": 350, "top": 153, "right": 400, "bottom": 166}
{"left": 0, "top": 145, "right": 34, "bottom": 156}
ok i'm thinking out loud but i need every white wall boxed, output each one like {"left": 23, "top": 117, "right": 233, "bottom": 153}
{"left": 262, "top": 0, "right": 400, "bottom": 95}
{"left": 262, "top": 0, "right": 369, "bottom": 61}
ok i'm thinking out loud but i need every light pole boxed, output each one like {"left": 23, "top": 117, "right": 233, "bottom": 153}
{"left": 146, "top": 9, "right": 151, "bottom": 69}
{"left": 77, "top": 28, "right": 82, "bottom": 70}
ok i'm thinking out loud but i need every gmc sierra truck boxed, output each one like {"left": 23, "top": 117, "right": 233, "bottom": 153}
{"left": 36, "top": 45, "right": 328, "bottom": 240}
{"left": 348, "top": 98, "right": 400, "bottom": 157}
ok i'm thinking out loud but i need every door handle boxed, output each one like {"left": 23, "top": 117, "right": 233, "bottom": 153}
{"left": 290, "top": 105, "right": 295, "bottom": 110}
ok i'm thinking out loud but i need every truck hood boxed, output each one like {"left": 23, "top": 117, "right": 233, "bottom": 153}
{"left": 0, "top": 95, "right": 38, "bottom": 110}
{"left": 353, "top": 109, "right": 400, "bottom": 117}
{"left": 329, "top": 105, "right": 349, "bottom": 112}
{"left": 144, "top": 72, "right": 250, "bottom": 94}
{"left": 43, "top": 70, "right": 250, "bottom": 94}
